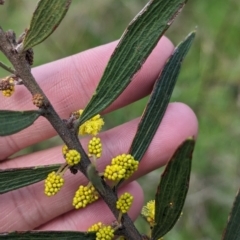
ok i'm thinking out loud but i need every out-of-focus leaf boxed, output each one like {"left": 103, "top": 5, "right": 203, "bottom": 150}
{"left": 152, "top": 139, "right": 195, "bottom": 239}
{"left": 0, "top": 110, "right": 41, "bottom": 136}
{"left": 129, "top": 32, "right": 195, "bottom": 161}
{"left": 79, "top": 0, "right": 187, "bottom": 125}
{"left": 0, "top": 231, "right": 95, "bottom": 239}
{"left": 222, "top": 189, "right": 240, "bottom": 240}
{"left": 22, "top": 0, "right": 72, "bottom": 51}
{"left": 0, "top": 164, "right": 60, "bottom": 194}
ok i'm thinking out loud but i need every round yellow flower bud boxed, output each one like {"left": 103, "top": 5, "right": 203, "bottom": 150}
{"left": 65, "top": 149, "right": 81, "bottom": 166}
{"left": 103, "top": 154, "right": 138, "bottom": 182}
{"left": 88, "top": 137, "right": 102, "bottom": 158}
{"left": 96, "top": 225, "right": 114, "bottom": 240}
{"left": 116, "top": 192, "right": 133, "bottom": 213}
{"left": 44, "top": 171, "right": 64, "bottom": 196}
{"left": 103, "top": 164, "right": 126, "bottom": 181}
{"left": 1, "top": 77, "right": 15, "bottom": 97}
{"left": 111, "top": 154, "right": 138, "bottom": 179}
{"left": 72, "top": 184, "right": 99, "bottom": 209}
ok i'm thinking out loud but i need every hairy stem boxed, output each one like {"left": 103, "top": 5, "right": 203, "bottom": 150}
{"left": 0, "top": 27, "right": 141, "bottom": 240}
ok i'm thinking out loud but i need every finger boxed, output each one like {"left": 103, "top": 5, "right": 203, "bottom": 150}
{"left": 0, "top": 37, "right": 174, "bottom": 160}
{"left": 0, "top": 102, "right": 198, "bottom": 231}
{"left": 37, "top": 181, "right": 143, "bottom": 231}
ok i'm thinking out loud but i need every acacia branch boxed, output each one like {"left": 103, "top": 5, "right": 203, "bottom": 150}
{"left": 0, "top": 27, "right": 141, "bottom": 240}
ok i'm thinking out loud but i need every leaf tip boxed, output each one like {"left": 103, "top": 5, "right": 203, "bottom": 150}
{"left": 186, "top": 136, "right": 195, "bottom": 141}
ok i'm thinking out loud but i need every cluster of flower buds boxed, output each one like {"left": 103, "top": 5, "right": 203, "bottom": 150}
{"left": 88, "top": 137, "right": 102, "bottom": 158}
{"left": 44, "top": 171, "right": 64, "bottom": 196}
{"left": 104, "top": 154, "right": 138, "bottom": 181}
{"left": 72, "top": 184, "right": 99, "bottom": 209}
{"left": 88, "top": 222, "right": 114, "bottom": 240}
{"left": 141, "top": 200, "right": 156, "bottom": 227}
{"left": 0, "top": 76, "right": 15, "bottom": 97}
{"left": 77, "top": 109, "right": 104, "bottom": 136}
{"left": 116, "top": 192, "right": 134, "bottom": 214}
{"left": 62, "top": 145, "right": 81, "bottom": 166}
{"left": 32, "top": 93, "right": 44, "bottom": 108}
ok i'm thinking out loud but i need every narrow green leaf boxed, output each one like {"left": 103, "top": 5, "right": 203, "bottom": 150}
{"left": 0, "top": 110, "right": 41, "bottom": 136}
{"left": 152, "top": 139, "right": 195, "bottom": 239}
{"left": 222, "top": 189, "right": 240, "bottom": 240}
{"left": 79, "top": 0, "right": 187, "bottom": 125}
{"left": 129, "top": 32, "right": 195, "bottom": 161}
{"left": 0, "top": 231, "right": 95, "bottom": 239}
{"left": 22, "top": 0, "right": 72, "bottom": 51}
{"left": 0, "top": 164, "right": 60, "bottom": 194}
{"left": 87, "top": 164, "right": 105, "bottom": 193}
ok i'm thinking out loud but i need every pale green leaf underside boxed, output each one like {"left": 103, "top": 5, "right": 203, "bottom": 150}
{"left": 0, "top": 164, "right": 60, "bottom": 194}
{"left": 0, "top": 110, "right": 41, "bottom": 136}
{"left": 129, "top": 32, "right": 195, "bottom": 161}
{"left": 0, "top": 231, "right": 95, "bottom": 239}
{"left": 152, "top": 139, "right": 195, "bottom": 239}
{"left": 23, "top": 0, "right": 72, "bottom": 50}
{"left": 80, "top": 0, "right": 187, "bottom": 125}
{"left": 222, "top": 189, "right": 240, "bottom": 240}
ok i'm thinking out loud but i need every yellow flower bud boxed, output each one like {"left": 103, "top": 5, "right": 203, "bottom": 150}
{"left": 72, "top": 184, "right": 99, "bottom": 209}
{"left": 65, "top": 149, "right": 81, "bottom": 166}
{"left": 1, "top": 77, "right": 15, "bottom": 97}
{"left": 44, "top": 171, "right": 64, "bottom": 196}
{"left": 96, "top": 225, "right": 114, "bottom": 240}
{"left": 141, "top": 200, "right": 155, "bottom": 227}
{"left": 116, "top": 192, "right": 133, "bottom": 213}
{"left": 103, "top": 154, "right": 138, "bottom": 181}
{"left": 88, "top": 137, "right": 102, "bottom": 158}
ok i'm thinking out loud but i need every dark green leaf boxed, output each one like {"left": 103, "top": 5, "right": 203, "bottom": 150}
{"left": 222, "top": 189, "right": 240, "bottom": 240}
{"left": 152, "top": 139, "right": 195, "bottom": 239}
{"left": 129, "top": 32, "right": 195, "bottom": 161}
{"left": 22, "top": 0, "right": 72, "bottom": 51}
{"left": 0, "top": 231, "right": 95, "bottom": 239}
{"left": 79, "top": 0, "right": 187, "bottom": 125}
{"left": 0, "top": 110, "right": 41, "bottom": 136}
{"left": 0, "top": 164, "right": 60, "bottom": 194}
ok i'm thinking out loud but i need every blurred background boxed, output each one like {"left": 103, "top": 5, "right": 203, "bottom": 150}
{"left": 1, "top": 0, "right": 240, "bottom": 239}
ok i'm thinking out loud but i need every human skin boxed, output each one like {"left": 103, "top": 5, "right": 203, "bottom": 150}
{"left": 0, "top": 36, "right": 198, "bottom": 232}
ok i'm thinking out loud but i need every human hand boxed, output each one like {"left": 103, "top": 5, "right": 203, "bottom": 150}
{"left": 0, "top": 36, "right": 198, "bottom": 232}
